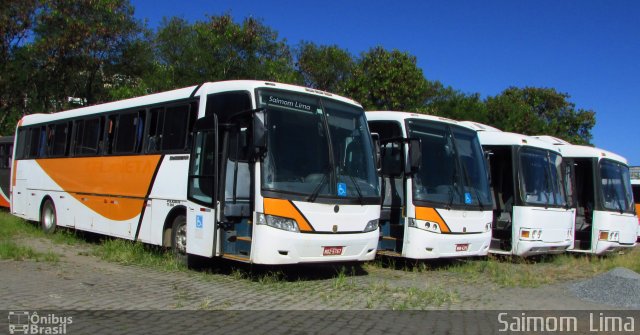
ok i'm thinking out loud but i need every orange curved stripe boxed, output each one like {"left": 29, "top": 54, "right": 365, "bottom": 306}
{"left": 36, "top": 155, "right": 161, "bottom": 221}
{"left": 0, "top": 194, "right": 9, "bottom": 208}
{"left": 415, "top": 206, "right": 451, "bottom": 233}
{"left": 263, "top": 198, "right": 313, "bottom": 232}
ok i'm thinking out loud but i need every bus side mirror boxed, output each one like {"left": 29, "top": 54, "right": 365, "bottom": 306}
{"left": 252, "top": 109, "right": 267, "bottom": 158}
{"left": 406, "top": 138, "right": 421, "bottom": 175}
{"left": 371, "top": 133, "right": 381, "bottom": 172}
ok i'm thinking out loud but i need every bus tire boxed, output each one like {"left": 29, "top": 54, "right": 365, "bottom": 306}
{"left": 171, "top": 214, "right": 188, "bottom": 264}
{"left": 40, "top": 198, "right": 57, "bottom": 234}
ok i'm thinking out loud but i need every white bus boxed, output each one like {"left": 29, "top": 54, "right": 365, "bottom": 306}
{"left": 535, "top": 136, "right": 637, "bottom": 254}
{"left": 462, "top": 122, "right": 573, "bottom": 256}
{"left": 366, "top": 112, "right": 493, "bottom": 259}
{"left": 11, "top": 80, "right": 381, "bottom": 265}
{"left": 632, "top": 178, "right": 640, "bottom": 241}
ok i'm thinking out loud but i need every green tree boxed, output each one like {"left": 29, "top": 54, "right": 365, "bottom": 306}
{"left": 150, "top": 14, "right": 298, "bottom": 90}
{"left": 295, "top": 41, "right": 354, "bottom": 93}
{"left": 28, "top": 0, "right": 148, "bottom": 113}
{"left": 425, "top": 85, "right": 489, "bottom": 123}
{"left": 345, "top": 47, "right": 438, "bottom": 111}
{"left": 0, "top": 0, "right": 40, "bottom": 134}
{"left": 486, "top": 87, "right": 596, "bottom": 144}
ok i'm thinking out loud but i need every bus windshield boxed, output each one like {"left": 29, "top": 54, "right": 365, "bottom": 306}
{"left": 519, "top": 148, "right": 567, "bottom": 207}
{"left": 258, "top": 90, "right": 379, "bottom": 202}
{"left": 599, "top": 160, "right": 634, "bottom": 213}
{"left": 407, "top": 120, "right": 493, "bottom": 209}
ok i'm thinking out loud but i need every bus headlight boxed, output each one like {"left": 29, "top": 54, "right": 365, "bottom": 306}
{"left": 256, "top": 213, "right": 299, "bottom": 233}
{"left": 364, "top": 219, "right": 379, "bottom": 232}
{"left": 598, "top": 230, "right": 609, "bottom": 241}
{"left": 413, "top": 219, "right": 441, "bottom": 233}
{"left": 520, "top": 228, "right": 542, "bottom": 241}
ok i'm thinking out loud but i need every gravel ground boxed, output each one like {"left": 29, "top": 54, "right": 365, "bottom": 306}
{"left": 570, "top": 267, "right": 640, "bottom": 308}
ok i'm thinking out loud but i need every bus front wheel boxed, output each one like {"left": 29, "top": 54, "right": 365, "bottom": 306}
{"left": 40, "top": 199, "right": 57, "bottom": 234}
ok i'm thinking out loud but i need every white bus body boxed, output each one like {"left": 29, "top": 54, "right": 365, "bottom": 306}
{"left": 535, "top": 136, "right": 637, "bottom": 254}
{"left": 463, "top": 122, "right": 574, "bottom": 256}
{"left": 632, "top": 178, "right": 640, "bottom": 241}
{"left": 367, "top": 112, "right": 493, "bottom": 259}
{"left": 11, "top": 81, "right": 380, "bottom": 265}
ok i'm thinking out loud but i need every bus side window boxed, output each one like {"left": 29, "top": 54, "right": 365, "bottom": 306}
{"left": 26, "top": 128, "right": 41, "bottom": 159}
{"left": 135, "top": 110, "right": 145, "bottom": 153}
{"left": 114, "top": 112, "right": 137, "bottom": 154}
{"left": 15, "top": 129, "right": 27, "bottom": 160}
{"left": 50, "top": 123, "right": 69, "bottom": 157}
{"left": 147, "top": 107, "right": 164, "bottom": 153}
{"left": 162, "top": 104, "right": 190, "bottom": 151}
{"left": 104, "top": 115, "right": 117, "bottom": 155}
{"left": 73, "top": 118, "right": 102, "bottom": 156}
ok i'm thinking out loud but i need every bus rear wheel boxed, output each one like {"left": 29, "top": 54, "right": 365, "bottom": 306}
{"left": 40, "top": 199, "right": 57, "bottom": 234}
{"left": 171, "top": 214, "right": 187, "bottom": 263}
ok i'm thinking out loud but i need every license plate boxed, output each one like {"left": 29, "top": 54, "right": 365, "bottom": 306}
{"left": 455, "top": 244, "right": 469, "bottom": 252}
{"left": 323, "top": 246, "right": 343, "bottom": 256}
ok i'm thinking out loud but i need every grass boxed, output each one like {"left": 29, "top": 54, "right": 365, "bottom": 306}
{"left": 92, "top": 238, "right": 186, "bottom": 272}
{"left": 0, "top": 212, "right": 61, "bottom": 263}
{"left": 440, "top": 248, "right": 640, "bottom": 287}
{"left": 3, "top": 209, "right": 640, "bottom": 299}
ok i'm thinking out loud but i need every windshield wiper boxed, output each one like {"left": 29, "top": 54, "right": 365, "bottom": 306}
{"left": 307, "top": 171, "right": 329, "bottom": 203}
{"left": 347, "top": 174, "right": 364, "bottom": 205}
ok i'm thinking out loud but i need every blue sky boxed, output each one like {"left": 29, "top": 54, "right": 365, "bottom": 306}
{"left": 132, "top": 0, "right": 640, "bottom": 165}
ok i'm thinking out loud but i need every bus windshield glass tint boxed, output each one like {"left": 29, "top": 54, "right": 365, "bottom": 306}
{"left": 258, "top": 90, "right": 379, "bottom": 200}
{"left": 407, "top": 120, "right": 492, "bottom": 208}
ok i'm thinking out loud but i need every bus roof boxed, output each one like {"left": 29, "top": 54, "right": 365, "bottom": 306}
{"left": 365, "top": 111, "right": 476, "bottom": 131}
{"left": 459, "top": 121, "right": 561, "bottom": 153}
{"left": 533, "top": 136, "right": 628, "bottom": 164}
{"left": 18, "top": 80, "right": 362, "bottom": 127}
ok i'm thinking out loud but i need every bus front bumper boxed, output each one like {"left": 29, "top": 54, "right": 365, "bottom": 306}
{"left": 402, "top": 228, "right": 491, "bottom": 259}
{"left": 250, "top": 225, "right": 379, "bottom": 265}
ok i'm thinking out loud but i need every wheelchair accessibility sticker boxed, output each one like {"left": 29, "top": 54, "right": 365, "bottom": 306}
{"left": 464, "top": 192, "right": 472, "bottom": 204}
{"left": 337, "top": 183, "right": 347, "bottom": 197}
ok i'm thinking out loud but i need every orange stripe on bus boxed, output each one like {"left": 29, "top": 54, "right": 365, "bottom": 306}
{"left": 36, "top": 155, "right": 161, "bottom": 221}
{"left": 415, "top": 206, "right": 451, "bottom": 233}
{"left": 263, "top": 198, "right": 314, "bottom": 232}
{"left": 0, "top": 194, "right": 9, "bottom": 208}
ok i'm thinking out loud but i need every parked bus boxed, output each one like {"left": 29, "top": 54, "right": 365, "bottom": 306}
{"left": 366, "top": 112, "right": 493, "bottom": 259}
{"left": 632, "top": 177, "right": 640, "bottom": 241}
{"left": 461, "top": 122, "right": 573, "bottom": 256}
{"left": 535, "top": 136, "right": 637, "bottom": 253}
{"left": 11, "top": 81, "right": 381, "bottom": 265}
{"left": 0, "top": 136, "right": 13, "bottom": 208}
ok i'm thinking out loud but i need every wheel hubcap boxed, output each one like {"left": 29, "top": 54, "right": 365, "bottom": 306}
{"left": 176, "top": 224, "right": 187, "bottom": 254}
{"left": 43, "top": 205, "right": 55, "bottom": 229}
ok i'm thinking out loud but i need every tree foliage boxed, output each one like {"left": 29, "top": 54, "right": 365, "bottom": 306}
{"left": 346, "top": 47, "right": 438, "bottom": 111}
{"left": 486, "top": 87, "right": 596, "bottom": 144}
{"left": 296, "top": 41, "right": 353, "bottom": 93}
{"left": 0, "top": 3, "right": 597, "bottom": 145}
{"left": 150, "top": 14, "right": 298, "bottom": 91}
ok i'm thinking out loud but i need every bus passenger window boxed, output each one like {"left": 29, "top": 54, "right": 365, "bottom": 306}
{"left": 50, "top": 123, "right": 69, "bottom": 157}
{"left": 73, "top": 118, "right": 102, "bottom": 156}
{"left": 114, "top": 112, "right": 137, "bottom": 154}
{"left": 162, "top": 105, "right": 189, "bottom": 151}
{"left": 147, "top": 107, "right": 163, "bottom": 153}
